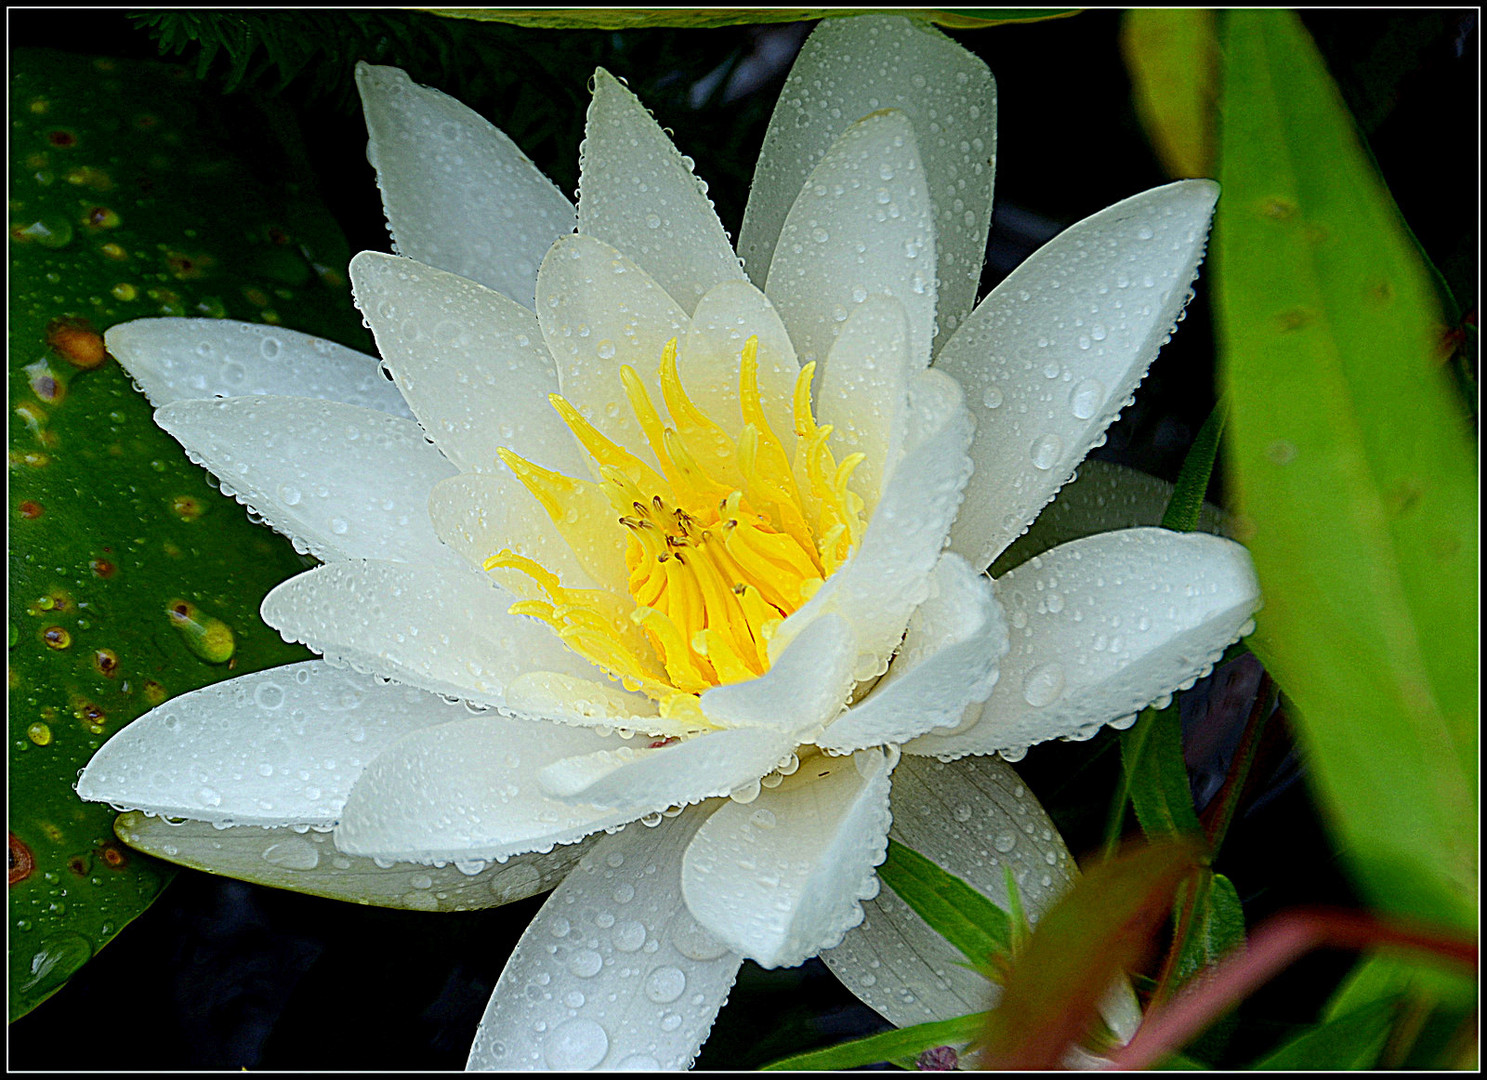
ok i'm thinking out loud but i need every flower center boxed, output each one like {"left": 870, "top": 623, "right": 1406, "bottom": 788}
{"left": 488, "top": 337, "right": 867, "bottom": 716}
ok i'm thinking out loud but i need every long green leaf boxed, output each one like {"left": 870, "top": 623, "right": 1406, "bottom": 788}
{"left": 1252, "top": 998, "right": 1400, "bottom": 1070}
{"left": 1161, "top": 402, "right": 1227, "bottom": 533}
{"left": 1213, "top": 10, "right": 1477, "bottom": 929}
{"left": 878, "top": 838, "right": 1012, "bottom": 972}
{"left": 1171, "top": 872, "right": 1245, "bottom": 989}
{"left": 8, "top": 48, "right": 365, "bottom": 1019}
{"left": 1120, "top": 9, "right": 1219, "bottom": 178}
{"left": 760, "top": 1011, "right": 988, "bottom": 1070}
{"left": 1121, "top": 703, "right": 1203, "bottom": 841}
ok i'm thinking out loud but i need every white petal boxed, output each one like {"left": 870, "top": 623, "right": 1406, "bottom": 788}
{"left": 154, "top": 396, "right": 460, "bottom": 566}
{"left": 909, "top": 528, "right": 1261, "bottom": 760}
{"left": 699, "top": 613, "right": 855, "bottom": 739}
{"left": 467, "top": 806, "right": 744, "bottom": 1070}
{"left": 820, "top": 754, "right": 1077, "bottom": 1028}
{"left": 539, "top": 727, "right": 795, "bottom": 811}
{"left": 681, "top": 746, "right": 895, "bottom": 969}
{"left": 427, "top": 471, "right": 599, "bottom": 588}
{"left": 941, "top": 180, "right": 1220, "bottom": 571}
{"left": 765, "top": 108, "right": 937, "bottom": 378}
{"left": 990, "top": 458, "right": 1228, "bottom": 578}
{"left": 578, "top": 68, "right": 746, "bottom": 315}
{"left": 77, "top": 661, "right": 465, "bottom": 826}
{"left": 349, "top": 251, "right": 586, "bottom": 476}
{"left": 260, "top": 560, "right": 616, "bottom": 710}
{"left": 355, "top": 62, "right": 575, "bottom": 309}
{"left": 504, "top": 672, "right": 705, "bottom": 741}
{"left": 114, "top": 811, "right": 591, "bottom": 912}
{"left": 536, "top": 233, "right": 691, "bottom": 466}
{"left": 739, "top": 14, "right": 995, "bottom": 351}
{"left": 681, "top": 278, "right": 799, "bottom": 444}
{"left": 105, "top": 318, "right": 413, "bottom": 417}
{"left": 772, "top": 368, "right": 973, "bottom": 681}
{"left": 818, "top": 554, "right": 1006, "bottom": 753}
{"left": 335, "top": 715, "right": 636, "bottom": 862}
{"left": 817, "top": 294, "right": 915, "bottom": 515}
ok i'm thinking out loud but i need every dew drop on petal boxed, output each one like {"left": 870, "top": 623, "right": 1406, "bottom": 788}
{"left": 1021, "top": 661, "right": 1066, "bottom": 707}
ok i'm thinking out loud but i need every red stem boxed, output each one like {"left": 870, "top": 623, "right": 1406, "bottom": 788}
{"left": 1106, "top": 907, "right": 1478, "bottom": 1070}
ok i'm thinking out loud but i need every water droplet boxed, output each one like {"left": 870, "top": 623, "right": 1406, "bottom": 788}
{"left": 568, "top": 949, "right": 602, "bottom": 977}
{"left": 1030, "top": 434, "right": 1063, "bottom": 470}
{"left": 612, "top": 919, "right": 646, "bottom": 952}
{"left": 644, "top": 965, "right": 686, "bottom": 1004}
{"left": 596, "top": 340, "right": 616, "bottom": 360}
{"left": 261, "top": 836, "right": 319, "bottom": 870}
{"left": 1021, "top": 662, "right": 1066, "bottom": 707}
{"left": 994, "top": 831, "right": 1018, "bottom": 853}
{"left": 953, "top": 804, "right": 972, "bottom": 823}
{"left": 1070, "top": 379, "right": 1103, "bottom": 420}
{"left": 981, "top": 386, "right": 1003, "bottom": 410}
{"left": 543, "top": 1018, "right": 608, "bottom": 1070}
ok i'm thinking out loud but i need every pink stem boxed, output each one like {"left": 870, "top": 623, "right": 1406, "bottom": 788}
{"left": 1107, "top": 907, "right": 1478, "bottom": 1070}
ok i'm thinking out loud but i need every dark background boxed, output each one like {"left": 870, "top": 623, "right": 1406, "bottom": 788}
{"left": 9, "top": 8, "right": 1477, "bottom": 1070}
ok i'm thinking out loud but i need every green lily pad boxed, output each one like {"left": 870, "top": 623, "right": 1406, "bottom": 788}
{"left": 8, "top": 47, "right": 369, "bottom": 1020}
{"left": 423, "top": 8, "right": 1078, "bottom": 30}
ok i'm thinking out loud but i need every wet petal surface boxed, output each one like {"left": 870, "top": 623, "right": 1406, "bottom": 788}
{"left": 910, "top": 528, "right": 1261, "bottom": 760}
{"left": 941, "top": 180, "right": 1219, "bottom": 571}
{"left": 681, "top": 747, "right": 895, "bottom": 968}
{"left": 468, "top": 806, "right": 743, "bottom": 1070}
{"left": 154, "top": 395, "right": 459, "bottom": 566}
{"left": 77, "top": 661, "right": 465, "bottom": 826}
{"left": 105, "top": 318, "right": 413, "bottom": 417}
{"left": 579, "top": 69, "right": 746, "bottom": 315}
{"left": 351, "top": 251, "right": 586, "bottom": 476}
{"left": 356, "top": 62, "right": 575, "bottom": 308}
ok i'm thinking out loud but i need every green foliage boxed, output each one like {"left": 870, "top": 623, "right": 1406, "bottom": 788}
{"left": 1214, "top": 10, "right": 1478, "bottom": 930}
{"left": 1251, "top": 998, "right": 1399, "bottom": 1069}
{"left": 877, "top": 838, "right": 1013, "bottom": 975}
{"left": 1119, "top": 703, "right": 1203, "bottom": 841}
{"left": 8, "top": 47, "right": 366, "bottom": 1019}
{"left": 1161, "top": 402, "right": 1227, "bottom": 533}
{"left": 427, "top": 8, "right": 1079, "bottom": 30}
{"left": 761, "top": 1010, "right": 988, "bottom": 1070}
{"left": 1120, "top": 9, "right": 1219, "bottom": 179}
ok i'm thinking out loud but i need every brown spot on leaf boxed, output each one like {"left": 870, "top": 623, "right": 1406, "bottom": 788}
{"left": 93, "top": 649, "right": 119, "bottom": 676}
{"left": 90, "top": 557, "right": 115, "bottom": 577}
{"left": 9, "top": 834, "right": 35, "bottom": 885}
{"left": 99, "top": 844, "right": 128, "bottom": 869}
{"left": 19, "top": 500, "right": 43, "bottom": 519}
{"left": 46, "top": 316, "right": 107, "bottom": 369}
{"left": 46, "top": 129, "right": 77, "bottom": 147}
{"left": 143, "top": 679, "right": 166, "bottom": 705}
{"left": 43, "top": 626, "right": 71, "bottom": 650}
{"left": 170, "top": 495, "right": 204, "bottom": 521}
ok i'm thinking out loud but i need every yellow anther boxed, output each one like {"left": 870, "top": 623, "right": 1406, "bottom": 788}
{"left": 490, "top": 337, "right": 871, "bottom": 705}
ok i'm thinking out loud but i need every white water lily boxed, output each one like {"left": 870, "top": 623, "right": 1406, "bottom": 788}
{"left": 79, "top": 14, "right": 1261, "bottom": 1070}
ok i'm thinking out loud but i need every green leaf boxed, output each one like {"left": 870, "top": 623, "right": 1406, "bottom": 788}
{"left": 1325, "top": 950, "right": 1476, "bottom": 1022}
{"left": 878, "top": 838, "right": 1013, "bottom": 972}
{"left": 422, "top": 8, "right": 1079, "bottom": 30}
{"left": 1161, "top": 401, "right": 1226, "bottom": 533}
{"left": 1120, "top": 703, "right": 1203, "bottom": 841}
{"left": 1119, "top": 9, "right": 1219, "bottom": 178}
{"left": 1171, "top": 872, "right": 1245, "bottom": 989}
{"left": 8, "top": 48, "right": 368, "bottom": 1020}
{"left": 1213, "top": 10, "right": 1477, "bottom": 930}
{"left": 1252, "top": 998, "right": 1400, "bottom": 1070}
{"left": 978, "top": 839, "right": 1204, "bottom": 1069}
{"left": 760, "top": 1011, "right": 988, "bottom": 1070}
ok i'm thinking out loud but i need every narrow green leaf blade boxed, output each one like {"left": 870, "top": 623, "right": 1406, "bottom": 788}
{"left": 878, "top": 838, "right": 1012, "bottom": 971}
{"left": 1214, "top": 10, "right": 1477, "bottom": 930}
{"left": 1121, "top": 703, "right": 1203, "bottom": 840}
{"left": 1252, "top": 999, "right": 1400, "bottom": 1070}
{"left": 1162, "top": 402, "right": 1226, "bottom": 533}
{"left": 761, "top": 1011, "right": 988, "bottom": 1070}
{"left": 1172, "top": 872, "right": 1246, "bottom": 989}
{"left": 1120, "top": 9, "right": 1219, "bottom": 178}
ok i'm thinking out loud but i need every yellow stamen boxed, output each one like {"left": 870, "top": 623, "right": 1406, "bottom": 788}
{"left": 490, "top": 334, "right": 869, "bottom": 707}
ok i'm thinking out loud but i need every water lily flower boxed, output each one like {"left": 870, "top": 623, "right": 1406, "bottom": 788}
{"left": 79, "top": 14, "right": 1261, "bottom": 1070}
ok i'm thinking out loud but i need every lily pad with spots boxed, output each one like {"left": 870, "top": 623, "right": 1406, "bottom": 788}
{"left": 8, "top": 48, "right": 368, "bottom": 1021}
